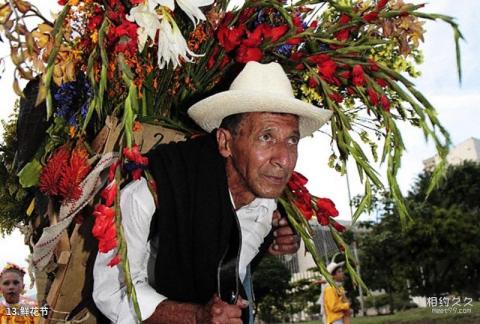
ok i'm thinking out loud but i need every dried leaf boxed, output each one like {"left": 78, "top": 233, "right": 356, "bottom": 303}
{"left": 13, "top": 76, "right": 25, "bottom": 98}
{"left": 14, "top": 0, "right": 32, "bottom": 14}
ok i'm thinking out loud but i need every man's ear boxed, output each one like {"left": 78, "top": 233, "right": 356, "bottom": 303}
{"left": 216, "top": 128, "right": 233, "bottom": 158}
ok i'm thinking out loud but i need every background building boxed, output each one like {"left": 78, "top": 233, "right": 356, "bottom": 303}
{"left": 423, "top": 137, "right": 480, "bottom": 171}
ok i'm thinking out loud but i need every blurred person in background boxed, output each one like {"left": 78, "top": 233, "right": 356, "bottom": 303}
{"left": 0, "top": 263, "right": 39, "bottom": 323}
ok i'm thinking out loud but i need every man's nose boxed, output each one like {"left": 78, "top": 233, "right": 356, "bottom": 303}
{"left": 272, "top": 143, "right": 295, "bottom": 168}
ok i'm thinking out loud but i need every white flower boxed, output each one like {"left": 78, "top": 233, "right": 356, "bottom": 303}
{"left": 157, "top": 11, "right": 202, "bottom": 69}
{"left": 126, "top": 3, "right": 161, "bottom": 52}
{"left": 151, "top": 0, "right": 214, "bottom": 26}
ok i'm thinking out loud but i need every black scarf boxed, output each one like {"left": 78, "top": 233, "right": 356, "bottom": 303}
{"left": 146, "top": 133, "right": 242, "bottom": 305}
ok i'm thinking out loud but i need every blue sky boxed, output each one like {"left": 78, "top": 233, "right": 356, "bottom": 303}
{"left": 0, "top": 0, "right": 479, "bottom": 285}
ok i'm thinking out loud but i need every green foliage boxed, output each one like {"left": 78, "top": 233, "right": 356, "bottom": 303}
{"left": 358, "top": 161, "right": 480, "bottom": 304}
{"left": 252, "top": 255, "right": 292, "bottom": 322}
{"left": 0, "top": 103, "right": 30, "bottom": 235}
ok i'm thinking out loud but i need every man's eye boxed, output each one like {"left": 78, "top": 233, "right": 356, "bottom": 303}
{"left": 288, "top": 137, "right": 299, "bottom": 145}
{"left": 259, "top": 134, "right": 272, "bottom": 142}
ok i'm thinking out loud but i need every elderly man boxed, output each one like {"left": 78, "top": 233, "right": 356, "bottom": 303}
{"left": 93, "top": 62, "right": 332, "bottom": 323}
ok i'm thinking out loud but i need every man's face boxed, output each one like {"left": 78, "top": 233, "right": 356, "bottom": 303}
{"left": 225, "top": 112, "right": 300, "bottom": 199}
{"left": 0, "top": 271, "right": 23, "bottom": 304}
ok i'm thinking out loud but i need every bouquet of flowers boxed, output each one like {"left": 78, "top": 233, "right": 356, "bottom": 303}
{"left": 0, "top": 0, "right": 462, "bottom": 319}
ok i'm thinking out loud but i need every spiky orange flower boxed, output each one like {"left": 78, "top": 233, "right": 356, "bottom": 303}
{"left": 59, "top": 145, "right": 91, "bottom": 202}
{"left": 38, "top": 144, "right": 91, "bottom": 202}
{"left": 39, "top": 145, "right": 71, "bottom": 197}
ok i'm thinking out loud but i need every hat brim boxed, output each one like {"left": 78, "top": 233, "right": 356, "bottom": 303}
{"left": 188, "top": 90, "right": 333, "bottom": 138}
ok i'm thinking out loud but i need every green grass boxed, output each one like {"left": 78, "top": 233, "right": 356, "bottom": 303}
{"left": 300, "top": 302, "right": 480, "bottom": 324}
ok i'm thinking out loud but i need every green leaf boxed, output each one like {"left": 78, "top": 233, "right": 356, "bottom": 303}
{"left": 17, "top": 159, "right": 42, "bottom": 188}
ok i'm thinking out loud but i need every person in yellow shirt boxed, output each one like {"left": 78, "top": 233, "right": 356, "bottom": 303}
{"left": 0, "top": 263, "right": 39, "bottom": 324}
{"left": 322, "top": 260, "right": 351, "bottom": 324}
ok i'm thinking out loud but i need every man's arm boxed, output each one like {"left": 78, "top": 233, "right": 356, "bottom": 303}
{"left": 93, "top": 178, "right": 166, "bottom": 322}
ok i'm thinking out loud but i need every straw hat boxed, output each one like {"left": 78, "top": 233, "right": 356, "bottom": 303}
{"left": 188, "top": 61, "right": 333, "bottom": 137}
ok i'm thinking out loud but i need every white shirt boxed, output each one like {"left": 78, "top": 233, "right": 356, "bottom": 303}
{"left": 93, "top": 178, "right": 276, "bottom": 323}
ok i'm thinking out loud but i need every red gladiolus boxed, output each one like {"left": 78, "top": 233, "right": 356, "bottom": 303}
{"left": 308, "top": 77, "right": 318, "bottom": 88}
{"left": 310, "top": 20, "right": 318, "bottom": 29}
{"left": 218, "top": 25, "right": 245, "bottom": 52}
{"left": 368, "top": 58, "right": 380, "bottom": 71}
{"left": 294, "top": 198, "right": 314, "bottom": 220}
{"left": 315, "top": 197, "right": 339, "bottom": 226}
{"left": 352, "top": 64, "right": 366, "bottom": 87}
{"left": 286, "top": 37, "right": 303, "bottom": 45}
{"left": 329, "top": 93, "right": 344, "bottom": 104}
{"left": 376, "top": 78, "right": 388, "bottom": 87}
{"left": 339, "top": 14, "right": 351, "bottom": 25}
{"left": 123, "top": 144, "right": 148, "bottom": 165}
{"left": 339, "top": 70, "right": 351, "bottom": 79}
{"left": 290, "top": 52, "right": 304, "bottom": 62}
{"left": 288, "top": 171, "right": 308, "bottom": 191}
{"left": 335, "top": 29, "right": 350, "bottom": 42}
{"left": 295, "top": 64, "right": 305, "bottom": 71}
{"left": 235, "top": 46, "right": 263, "bottom": 63}
{"left": 208, "top": 47, "right": 230, "bottom": 70}
{"left": 239, "top": 7, "right": 256, "bottom": 23}
{"left": 363, "top": 11, "right": 379, "bottom": 23}
{"left": 262, "top": 25, "right": 289, "bottom": 42}
{"left": 331, "top": 220, "right": 346, "bottom": 232}
{"left": 57, "top": 0, "right": 67, "bottom": 5}
{"left": 108, "top": 254, "right": 121, "bottom": 267}
{"left": 92, "top": 204, "right": 117, "bottom": 253}
{"left": 101, "top": 181, "right": 117, "bottom": 207}
{"left": 367, "top": 87, "right": 379, "bottom": 106}
{"left": 347, "top": 87, "right": 356, "bottom": 96}
{"left": 376, "top": 0, "right": 389, "bottom": 11}
{"left": 243, "top": 24, "right": 264, "bottom": 47}
{"left": 316, "top": 198, "right": 339, "bottom": 217}
{"left": 308, "top": 53, "right": 330, "bottom": 64}
{"left": 381, "top": 95, "right": 390, "bottom": 111}
{"left": 318, "top": 59, "right": 337, "bottom": 80}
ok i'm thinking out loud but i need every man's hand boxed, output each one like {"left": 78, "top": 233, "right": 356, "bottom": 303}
{"left": 143, "top": 295, "right": 247, "bottom": 324}
{"left": 197, "top": 294, "right": 248, "bottom": 324}
{"left": 268, "top": 210, "right": 300, "bottom": 256}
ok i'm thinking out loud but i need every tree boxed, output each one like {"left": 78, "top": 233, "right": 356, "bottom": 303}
{"left": 252, "top": 255, "right": 291, "bottom": 322}
{"left": 358, "top": 161, "right": 480, "bottom": 304}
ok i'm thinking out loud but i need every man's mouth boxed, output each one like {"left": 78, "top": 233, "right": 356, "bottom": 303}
{"left": 264, "top": 175, "right": 285, "bottom": 184}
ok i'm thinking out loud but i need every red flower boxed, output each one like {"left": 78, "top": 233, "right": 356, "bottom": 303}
{"left": 376, "top": 78, "right": 388, "bottom": 87}
{"left": 262, "top": 25, "right": 289, "bottom": 42}
{"left": 352, "top": 64, "right": 366, "bottom": 87}
{"left": 308, "top": 53, "right": 330, "bottom": 64}
{"left": 239, "top": 7, "right": 257, "bottom": 23}
{"left": 367, "top": 87, "right": 379, "bottom": 106}
{"left": 101, "top": 181, "right": 117, "bottom": 207}
{"left": 123, "top": 144, "right": 148, "bottom": 165}
{"left": 381, "top": 95, "right": 390, "bottom": 111}
{"left": 331, "top": 220, "right": 346, "bottom": 232}
{"left": 363, "top": 11, "right": 379, "bottom": 23}
{"left": 290, "top": 52, "right": 305, "bottom": 62}
{"left": 308, "top": 77, "right": 318, "bottom": 88}
{"left": 92, "top": 204, "right": 117, "bottom": 253}
{"left": 339, "top": 70, "right": 351, "bottom": 79}
{"left": 329, "top": 93, "right": 344, "bottom": 104}
{"left": 318, "top": 59, "right": 337, "bottom": 80}
{"left": 338, "top": 14, "right": 351, "bottom": 25}
{"left": 235, "top": 46, "right": 263, "bottom": 63}
{"left": 368, "top": 58, "right": 380, "bottom": 71}
{"left": 376, "top": 0, "right": 389, "bottom": 11}
{"left": 288, "top": 171, "right": 308, "bottom": 191}
{"left": 286, "top": 37, "right": 303, "bottom": 45}
{"left": 243, "top": 24, "right": 264, "bottom": 47}
{"left": 335, "top": 29, "right": 350, "bottom": 42}
{"left": 108, "top": 254, "right": 121, "bottom": 267}
{"left": 39, "top": 145, "right": 71, "bottom": 197}
{"left": 315, "top": 197, "right": 339, "bottom": 226}
{"left": 310, "top": 20, "right": 318, "bottom": 29}
{"left": 217, "top": 25, "right": 245, "bottom": 52}
{"left": 58, "top": 0, "right": 67, "bottom": 5}
{"left": 59, "top": 146, "right": 91, "bottom": 202}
